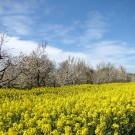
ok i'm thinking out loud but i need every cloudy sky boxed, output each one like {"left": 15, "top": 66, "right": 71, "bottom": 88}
{"left": 0, "top": 0, "right": 135, "bottom": 72}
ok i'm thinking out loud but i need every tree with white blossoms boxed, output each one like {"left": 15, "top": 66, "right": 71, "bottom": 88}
{"left": 93, "top": 62, "right": 129, "bottom": 84}
{"left": 15, "top": 43, "right": 55, "bottom": 88}
{"left": 57, "top": 56, "right": 94, "bottom": 85}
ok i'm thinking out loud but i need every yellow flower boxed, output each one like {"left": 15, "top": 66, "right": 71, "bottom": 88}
{"left": 23, "top": 128, "right": 36, "bottom": 135}
{"left": 51, "top": 130, "right": 60, "bottom": 135}
{"left": 114, "top": 131, "right": 119, "bottom": 135}
{"left": 64, "top": 126, "right": 72, "bottom": 134}
{"left": 88, "top": 121, "right": 95, "bottom": 126}
{"left": 8, "top": 128, "right": 18, "bottom": 135}
{"left": 95, "top": 125, "right": 103, "bottom": 135}
{"left": 57, "top": 121, "right": 63, "bottom": 129}
{"left": 81, "top": 127, "right": 88, "bottom": 135}
{"left": 41, "top": 124, "right": 52, "bottom": 134}
{"left": 113, "top": 123, "right": 119, "bottom": 129}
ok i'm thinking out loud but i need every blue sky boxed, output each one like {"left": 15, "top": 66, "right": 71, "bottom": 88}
{"left": 0, "top": 0, "right": 135, "bottom": 72}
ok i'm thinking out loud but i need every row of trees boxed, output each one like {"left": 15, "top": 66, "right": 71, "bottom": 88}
{"left": 0, "top": 29, "right": 133, "bottom": 88}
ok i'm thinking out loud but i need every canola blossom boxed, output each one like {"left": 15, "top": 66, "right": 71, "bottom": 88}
{"left": 0, "top": 83, "right": 135, "bottom": 134}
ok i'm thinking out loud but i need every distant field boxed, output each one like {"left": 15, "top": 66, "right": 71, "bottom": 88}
{"left": 0, "top": 83, "right": 135, "bottom": 135}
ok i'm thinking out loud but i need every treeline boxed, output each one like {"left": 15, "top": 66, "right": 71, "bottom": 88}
{"left": 0, "top": 29, "right": 134, "bottom": 88}
{"left": 0, "top": 44, "right": 134, "bottom": 88}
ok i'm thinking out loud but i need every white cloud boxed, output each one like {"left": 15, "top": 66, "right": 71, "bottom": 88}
{"left": 46, "top": 46, "right": 87, "bottom": 63}
{"left": 0, "top": 1, "right": 29, "bottom": 15}
{"left": 0, "top": 2, "right": 134, "bottom": 74}
{"left": 79, "top": 12, "right": 108, "bottom": 43}
{"left": 4, "top": 36, "right": 37, "bottom": 55}
{"left": 0, "top": 0, "right": 50, "bottom": 16}
{"left": 88, "top": 40, "right": 127, "bottom": 57}
{"left": 1, "top": 4, "right": 108, "bottom": 47}
{"left": 4, "top": 36, "right": 87, "bottom": 63}
{"left": 0, "top": 0, "right": 53, "bottom": 36}
{"left": 85, "top": 40, "right": 135, "bottom": 72}
{"left": 33, "top": 11, "right": 108, "bottom": 46}
{"left": 40, "top": 23, "right": 76, "bottom": 42}
{"left": 2, "top": 16, "right": 32, "bottom": 36}
{"left": 2, "top": 36, "right": 135, "bottom": 73}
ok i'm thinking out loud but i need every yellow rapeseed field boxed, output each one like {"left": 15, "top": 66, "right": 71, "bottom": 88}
{"left": 0, "top": 83, "right": 135, "bottom": 135}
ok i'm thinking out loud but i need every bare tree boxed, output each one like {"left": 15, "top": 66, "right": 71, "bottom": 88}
{"left": 0, "top": 27, "right": 8, "bottom": 59}
{"left": 0, "top": 58, "right": 22, "bottom": 87}
{"left": 0, "top": 28, "right": 21, "bottom": 87}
